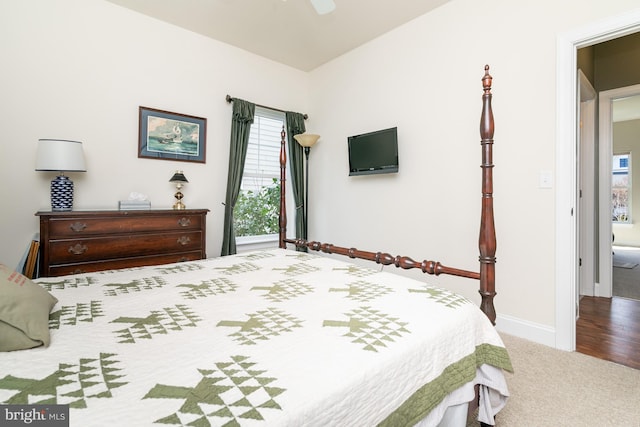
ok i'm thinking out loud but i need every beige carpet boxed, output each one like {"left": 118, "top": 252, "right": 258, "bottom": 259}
{"left": 471, "top": 334, "right": 640, "bottom": 426}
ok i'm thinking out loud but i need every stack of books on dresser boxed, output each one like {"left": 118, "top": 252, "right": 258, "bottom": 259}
{"left": 118, "top": 200, "right": 151, "bottom": 210}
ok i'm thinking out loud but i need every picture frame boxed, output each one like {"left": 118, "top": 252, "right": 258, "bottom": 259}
{"left": 138, "top": 106, "right": 206, "bottom": 163}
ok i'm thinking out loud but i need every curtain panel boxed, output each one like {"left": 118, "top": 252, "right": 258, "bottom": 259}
{"left": 285, "top": 112, "right": 306, "bottom": 248}
{"left": 221, "top": 99, "right": 255, "bottom": 256}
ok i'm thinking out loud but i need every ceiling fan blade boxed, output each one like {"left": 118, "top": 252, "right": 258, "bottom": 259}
{"left": 310, "top": 0, "right": 336, "bottom": 15}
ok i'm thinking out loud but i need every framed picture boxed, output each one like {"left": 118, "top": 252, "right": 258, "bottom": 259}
{"left": 138, "top": 106, "right": 206, "bottom": 163}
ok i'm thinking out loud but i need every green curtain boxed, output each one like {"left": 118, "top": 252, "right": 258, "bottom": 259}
{"left": 285, "top": 112, "right": 306, "bottom": 248}
{"left": 221, "top": 99, "right": 255, "bottom": 256}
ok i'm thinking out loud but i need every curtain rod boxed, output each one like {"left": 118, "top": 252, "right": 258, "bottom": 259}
{"left": 225, "top": 95, "right": 308, "bottom": 120}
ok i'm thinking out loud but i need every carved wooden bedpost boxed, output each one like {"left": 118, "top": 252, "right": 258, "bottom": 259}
{"left": 479, "top": 65, "right": 497, "bottom": 324}
{"left": 279, "top": 126, "right": 287, "bottom": 248}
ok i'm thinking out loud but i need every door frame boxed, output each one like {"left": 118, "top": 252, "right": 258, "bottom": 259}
{"left": 578, "top": 70, "right": 597, "bottom": 300}
{"left": 556, "top": 10, "right": 640, "bottom": 351}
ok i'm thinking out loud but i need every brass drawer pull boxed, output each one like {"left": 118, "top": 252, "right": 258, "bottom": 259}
{"left": 68, "top": 243, "right": 88, "bottom": 255}
{"left": 177, "top": 217, "right": 191, "bottom": 227}
{"left": 177, "top": 236, "right": 191, "bottom": 246}
{"left": 69, "top": 222, "right": 87, "bottom": 232}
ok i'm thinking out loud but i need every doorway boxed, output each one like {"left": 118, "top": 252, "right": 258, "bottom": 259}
{"left": 600, "top": 86, "right": 640, "bottom": 301}
{"left": 556, "top": 9, "right": 640, "bottom": 352}
{"left": 576, "top": 83, "right": 640, "bottom": 369}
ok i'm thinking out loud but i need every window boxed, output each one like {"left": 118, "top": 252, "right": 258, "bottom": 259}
{"left": 234, "top": 107, "right": 285, "bottom": 241}
{"left": 612, "top": 153, "right": 631, "bottom": 223}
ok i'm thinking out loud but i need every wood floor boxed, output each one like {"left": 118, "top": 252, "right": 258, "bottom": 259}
{"left": 576, "top": 296, "right": 640, "bottom": 370}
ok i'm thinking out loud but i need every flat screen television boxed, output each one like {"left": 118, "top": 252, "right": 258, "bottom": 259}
{"left": 348, "top": 127, "right": 398, "bottom": 176}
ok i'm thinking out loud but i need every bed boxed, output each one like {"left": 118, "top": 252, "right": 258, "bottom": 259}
{"left": 0, "top": 65, "right": 511, "bottom": 426}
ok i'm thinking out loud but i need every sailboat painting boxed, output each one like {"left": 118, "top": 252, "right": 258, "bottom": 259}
{"left": 138, "top": 106, "right": 207, "bottom": 163}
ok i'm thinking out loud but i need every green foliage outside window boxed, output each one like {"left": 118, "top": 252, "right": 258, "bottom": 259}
{"left": 234, "top": 178, "right": 280, "bottom": 237}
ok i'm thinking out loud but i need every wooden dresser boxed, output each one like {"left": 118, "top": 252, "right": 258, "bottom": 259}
{"left": 36, "top": 209, "right": 208, "bottom": 277}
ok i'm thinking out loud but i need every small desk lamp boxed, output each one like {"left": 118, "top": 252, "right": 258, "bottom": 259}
{"left": 169, "top": 170, "right": 188, "bottom": 210}
{"left": 35, "top": 139, "right": 86, "bottom": 211}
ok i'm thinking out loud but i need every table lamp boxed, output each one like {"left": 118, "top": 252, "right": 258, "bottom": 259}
{"left": 35, "top": 139, "right": 86, "bottom": 211}
{"left": 169, "top": 170, "right": 188, "bottom": 209}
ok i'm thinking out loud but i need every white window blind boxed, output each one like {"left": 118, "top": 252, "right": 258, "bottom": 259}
{"left": 234, "top": 106, "right": 286, "bottom": 244}
{"left": 242, "top": 106, "right": 285, "bottom": 192}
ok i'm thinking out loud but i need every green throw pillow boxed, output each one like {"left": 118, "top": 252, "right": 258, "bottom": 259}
{"left": 0, "top": 264, "right": 58, "bottom": 351}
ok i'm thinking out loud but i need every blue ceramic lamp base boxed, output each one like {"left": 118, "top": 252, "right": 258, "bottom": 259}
{"left": 50, "top": 174, "right": 74, "bottom": 211}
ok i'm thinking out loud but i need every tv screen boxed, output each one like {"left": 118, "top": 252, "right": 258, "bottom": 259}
{"left": 348, "top": 127, "right": 398, "bottom": 176}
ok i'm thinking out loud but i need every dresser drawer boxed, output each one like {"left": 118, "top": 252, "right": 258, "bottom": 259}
{"left": 48, "top": 251, "right": 204, "bottom": 276}
{"left": 48, "top": 214, "right": 203, "bottom": 237}
{"left": 48, "top": 231, "right": 203, "bottom": 263}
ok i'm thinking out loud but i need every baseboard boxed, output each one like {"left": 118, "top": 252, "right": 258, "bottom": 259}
{"left": 495, "top": 313, "right": 557, "bottom": 348}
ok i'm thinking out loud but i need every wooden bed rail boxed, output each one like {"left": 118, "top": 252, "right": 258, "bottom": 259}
{"left": 283, "top": 238, "right": 481, "bottom": 280}
{"left": 278, "top": 65, "right": 497, "bottom": 325}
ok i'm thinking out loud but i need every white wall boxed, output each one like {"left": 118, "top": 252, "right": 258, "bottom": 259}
{"left": 306, "top": 0, "right": 640, "bottom": 340}
{"left": 0, "top": 0, "right": 309, "bottom": 267}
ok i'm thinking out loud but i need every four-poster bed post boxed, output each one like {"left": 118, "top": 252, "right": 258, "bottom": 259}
{"left": 279, "top": 126, "right": 288, "bottom": 250}
{"left": 478, "top": 65, "right": 497, "bottom": 324}
{"left": 277, "top": 66, "right": 497, "bottom": 324}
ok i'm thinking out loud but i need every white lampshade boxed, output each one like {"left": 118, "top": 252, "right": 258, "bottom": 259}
{"left": 35, "top": 139, "right": 86, "bottom": 172}
{"left": 294, "top": 134, "right": 320, "bottom": 148}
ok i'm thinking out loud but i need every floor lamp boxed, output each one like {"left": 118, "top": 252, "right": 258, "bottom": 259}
{"left": 293, "top": 133, "right": 320, "bottom": 240}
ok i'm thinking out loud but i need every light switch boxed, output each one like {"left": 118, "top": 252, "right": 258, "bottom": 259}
{"left": 539, "top": 170, "right": 553, "bottom": 188}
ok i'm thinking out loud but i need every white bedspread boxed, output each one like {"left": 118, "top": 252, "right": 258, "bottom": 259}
{"left": 0, "top": 249, "right": 511, "bottom": 426}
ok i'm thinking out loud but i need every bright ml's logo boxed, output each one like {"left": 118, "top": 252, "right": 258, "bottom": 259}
{"left": 1, "top": 405, "right": 68, "bottom": 426}
{"left": 5, "top": 407, "right": 47, "bottom": 423}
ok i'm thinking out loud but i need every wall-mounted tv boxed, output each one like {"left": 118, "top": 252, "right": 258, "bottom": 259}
{"left": 348, "top": 127, "right": 398, "bottom": 176}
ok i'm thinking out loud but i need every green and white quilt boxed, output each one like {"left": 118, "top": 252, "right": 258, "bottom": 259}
{"left": 0, "top": 249, "right": 511, "bottom": 426}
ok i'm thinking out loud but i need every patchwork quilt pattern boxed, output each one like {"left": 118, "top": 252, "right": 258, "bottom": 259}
{"left": 0, "top": 249, "right": 510, "bottom": 426}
